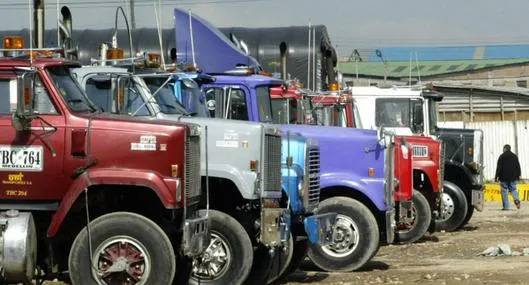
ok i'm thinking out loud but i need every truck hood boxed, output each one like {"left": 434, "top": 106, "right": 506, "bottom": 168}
{"left": 280, "top": 124, "right": 385, "bottom": 179}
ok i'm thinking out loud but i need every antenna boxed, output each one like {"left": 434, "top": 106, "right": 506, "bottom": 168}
{"left": 154, "top": 0, "right": 166, "bottom": 70}
{"left": 188, "top": 9, "right": 197, "bottom": 68}
{"left": 307, "top": 20, "right": 311, "bottom": 91}
{"left": 415, "top": 51, "right": 422, "bottom": 86}
{"left": 312, "top": 25, "right": 316, "bottom": 91}
{"left": 28, "top": 0, "right": 33, "bottom": 65}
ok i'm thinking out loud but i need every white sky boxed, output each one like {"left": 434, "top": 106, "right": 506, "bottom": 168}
{"left": 1, "top": 0, "right": 528, "bottom": 55}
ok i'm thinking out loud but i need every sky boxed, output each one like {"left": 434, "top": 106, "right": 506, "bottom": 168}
{"left": 1, "top": 0, "right": 529, "bottom": 56}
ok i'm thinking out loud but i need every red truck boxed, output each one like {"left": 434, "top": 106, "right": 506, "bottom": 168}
{"left": 271, "top": 86, "right": 438, "bottom": 243}
{"left": 0, "top": 43, "right": 207, "bottom": 284}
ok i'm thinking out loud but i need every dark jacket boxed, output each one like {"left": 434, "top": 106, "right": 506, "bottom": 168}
{"left": 495, "top": 150, "right": 521, "bottom": 182}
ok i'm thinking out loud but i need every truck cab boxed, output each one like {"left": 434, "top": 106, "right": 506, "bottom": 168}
{"left": 0, "top": 54, "right": 206, "bottom": 284}
{"left": 350, "top": 85, "right": 484, "bottom": 231}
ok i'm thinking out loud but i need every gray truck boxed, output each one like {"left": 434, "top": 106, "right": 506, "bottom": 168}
{"left": 71, "top": 66, "right": 329, "bottom": 285}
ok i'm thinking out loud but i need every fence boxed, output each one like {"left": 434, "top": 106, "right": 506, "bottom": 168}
{"left": 438, "top": 120, "right": 529, "bottom": 181}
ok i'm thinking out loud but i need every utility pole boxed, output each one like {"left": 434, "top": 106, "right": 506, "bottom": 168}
{"left": 130, "top": 0, "right": 136, "bottom": 29}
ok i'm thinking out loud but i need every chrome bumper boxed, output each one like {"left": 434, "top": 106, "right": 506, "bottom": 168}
{"left": 261, "top": 208, "right": 290, "bottom": 247}
{"left": 303, "top": 212, "right": 337, "bottom": 246}
{"left": 182, "top": 210, "right": 210, "bottom": 257}
{"left": 472, "top": 189, "right": 484, "bottom": 211}
{"left": 386, "top": 209, "right": 396, "bottom": 244}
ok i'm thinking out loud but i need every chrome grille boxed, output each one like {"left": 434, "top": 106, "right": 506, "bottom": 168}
{"left": 412, "top": 145, "right": 428, "bottom": 158}
{"left": 185, "top": 133, "right": 201, "bottom": 202}
{"left": 305, "top": 145, "right": 321, "bottom": 212}
{"left": 263, "top": 134, "right": 282, "bottom": 192}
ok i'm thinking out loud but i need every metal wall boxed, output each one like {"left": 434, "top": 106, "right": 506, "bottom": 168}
{"left": 438, "top": 120, "right": 529, "bottom": 180}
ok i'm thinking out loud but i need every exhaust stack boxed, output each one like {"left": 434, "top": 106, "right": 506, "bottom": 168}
{"left": 34, "top": 0, "right": 45, "bottom": 48}
{"left": 279, "top": 42, "right": 288, "bottom": 81}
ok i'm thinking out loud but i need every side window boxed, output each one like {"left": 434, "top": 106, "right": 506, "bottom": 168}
{"left": 375, "top": 98, "right": 410, "bottom": 127}
{"left": 33, "top": 76, "right": 58, "bottom": 115}
{"left": 204, "top": 87, "right": 223, "bottom": 118}
{"left": 85, "top": 78, "right": 112, "bottom": 112}
{"left": 228, "top": 89, "right": 248, "bottom": 121}
{"left": 0, "top": 79, "right": 12, "bottom": 115}
{"left": 0, "top": 77, "right": 58, "bottom": 116}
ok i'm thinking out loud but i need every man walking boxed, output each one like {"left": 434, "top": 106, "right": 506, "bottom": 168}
{"left": 495, "top": 144, "right": 522, "bottom": 210}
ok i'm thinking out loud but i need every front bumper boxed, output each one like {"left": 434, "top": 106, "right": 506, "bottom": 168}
{"left": 472, "top": 189, "right": 485, "bottom": 211}
{"left": 303, "top": 212, "right": 337, "bottom": 246}
{"left": 261, "top": 208, "right": 291, "bottom": 247}
{"left": 182, "top": 210, "right": 210, "bottom": 257}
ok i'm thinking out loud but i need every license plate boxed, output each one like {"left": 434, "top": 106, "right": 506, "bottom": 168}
{"left": 0, "top": 146, "right": 43, "bottom": 172}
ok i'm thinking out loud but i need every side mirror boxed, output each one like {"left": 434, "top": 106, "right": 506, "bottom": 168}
{"left": 12, "top": 73, "right": 35, "bottom": 131}
{"left": 111, "top": 76, "right": 127, "bottom": 114}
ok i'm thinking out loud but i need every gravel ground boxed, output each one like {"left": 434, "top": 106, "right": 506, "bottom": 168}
{"left": 40, "top": 201, "right": 529, "bottom": 285}
{"left": 284, "top": 201, "right": 529, "bottom": 285}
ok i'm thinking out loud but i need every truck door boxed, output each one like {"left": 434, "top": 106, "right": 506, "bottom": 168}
{"left": 0, "top": 73, "right": 67, "bottom": 203}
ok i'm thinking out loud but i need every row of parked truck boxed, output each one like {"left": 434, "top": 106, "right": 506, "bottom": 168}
{"left": 0, "top": 4, "right": 484, "bottom": 285}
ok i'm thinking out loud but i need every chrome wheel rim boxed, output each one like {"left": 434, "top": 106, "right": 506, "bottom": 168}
{"left": 91, "top": 236, "right": 151, "bottom": 285}
{"left": 397, "top": 206, "right": 418, "bottom": 233}
{"left": 192, "top": 232, "right": 231, "bottom": 280}
{"left": 437, "top": 192, "right": 455, "bottom": 222}
{"left": 321, "top": 214, "right": 360, "bottom": 258}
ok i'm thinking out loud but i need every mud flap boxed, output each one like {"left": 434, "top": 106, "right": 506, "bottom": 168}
{"left": 303, "top": 212, "right": 337, "bottom": 246}
{"left": 472, "top": 189, "right": 484, "bottom": 211}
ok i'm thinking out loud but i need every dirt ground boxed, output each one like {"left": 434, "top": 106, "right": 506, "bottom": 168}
{"left": 41, "top": 201, "right": 529, "bottom": 285}
{"left": 284, "top": 201, "right": 529, "bottom": 285}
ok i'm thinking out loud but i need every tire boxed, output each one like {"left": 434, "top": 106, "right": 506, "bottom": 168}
{"left": 395, "top": 190, "right": 432, "bottom": 244}
{"left": 68, "top": 212, "right": 176, "bottom": 285}
{"left": 307, "top": 197, "right": 379, "bottom": 272}
{"left": 189, "top": 210, "right": 253, "bottom": 285}
{"left": 243, "top": 244, "right": 274, "bottom": 285}
{"left": 435, "top": 181, "right": 468, "bottom": 232}
{"left": 267, "top": 233, "right": 293, "bottom": 284}
{"left": 457, "top": 204, "right": 475, "bottom": 230}
{"left": 278, "top": 237, "right": 309, "bottom": 279}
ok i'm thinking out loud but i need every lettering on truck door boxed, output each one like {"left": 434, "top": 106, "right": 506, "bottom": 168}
{"left": 0, "top": 74, "right": 67, "bottom": 200}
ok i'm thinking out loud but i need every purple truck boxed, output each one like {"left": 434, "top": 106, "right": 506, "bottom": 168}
{"left": 171, "top": 8, "right": 401, "bottom": 272}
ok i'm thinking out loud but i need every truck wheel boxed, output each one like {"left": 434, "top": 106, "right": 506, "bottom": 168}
{"left": 395, "top": 190, "right": 432, "bottom": 244}
{"left": 457, "top": 204, "right": 475, "bottom": 230}
{"left": 190, "top": 210, "right": 253, "bottom": 285}
{"left": 307, "top": 197, "right": 379, "bottom": 272}
{"left": 435, "top": 181, "right": 468, "bottom": 232}
{"left": 243, "top": 244, "right": 274, "bottom": 285}
{"left": 267, "top": 233, "right": 294, "bottom": 284}
{"left": 270, "top": 236, "right": 309, "bottom": 284}
{"left": 68, "top": 212, "right": 176, "bottom": 285}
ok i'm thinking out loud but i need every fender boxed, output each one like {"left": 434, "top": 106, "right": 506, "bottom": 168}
{"left": 413, "top": 160, "right": 439, "bottom": 192}
{"left": 445, "top": 160, "right": 482, "bottom": 192}
{"left": 204, "top": 163, "right": 259, "bottom": 200}
{"left": 281, "top": 165, "right": 304, "bottom": 214}
{"left": 47, "top": 168, "right": 178, "bottom": 237}
{"left": 320, "top": 171, "right": 386, "bottom": 211}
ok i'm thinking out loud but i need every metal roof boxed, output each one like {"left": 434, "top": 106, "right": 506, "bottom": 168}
{"left": 338, "top": 59, "right": 529, "bottom": 79}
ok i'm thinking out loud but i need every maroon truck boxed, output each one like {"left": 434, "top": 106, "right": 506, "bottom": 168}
{"left": 0, "top": 54, "right": 208, "bottom": 284}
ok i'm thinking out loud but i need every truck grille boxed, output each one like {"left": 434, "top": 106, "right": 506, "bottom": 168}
{"left": 305, "top": 145, "right": 321, "bottom": 212}
{"left": 263, "top": 134, "right": 282, "bottom": 192}
{"left": 185, "top": 133, "right": 201, "bottom": 202}
{"left": 412, "top": 145, "right": 428, "bottom": 158}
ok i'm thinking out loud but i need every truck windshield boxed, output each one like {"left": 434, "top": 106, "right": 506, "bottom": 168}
{"left": 271, "top": 98, "right": 297, "bottom": 124}
{"left": 256, "top": 86, "right": 273, "bottom": 123}
{"left": 47, "top": 66, "right": 96, "bottom": 113}
{"left": 375, "top": 98, "right": 411, "bottom": 128}
{"left": 143, "top": 77, "right": 190, "bottom": 116}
